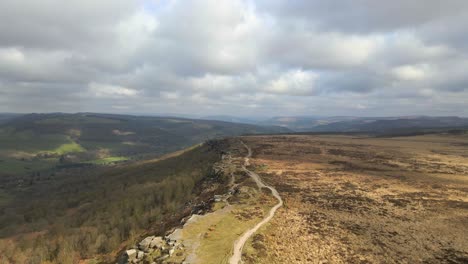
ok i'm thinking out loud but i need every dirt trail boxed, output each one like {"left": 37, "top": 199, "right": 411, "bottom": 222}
{"left": 229, "top": 141, "right": 283, "bottom": 264}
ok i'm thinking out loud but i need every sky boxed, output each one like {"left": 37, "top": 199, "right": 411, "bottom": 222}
{"left": 1, "top": 0, "right": 468, "bottom": 117}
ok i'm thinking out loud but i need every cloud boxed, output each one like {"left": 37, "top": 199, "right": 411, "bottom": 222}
{"left": 88, "top": 82, "right": 139, "bottom": 98}
{"left": 0, "top": 0, "right": 467, "bottom": 116}
{"left": 265, "top": 27, "right": 382, "bottom": 69}
{"left": 257, "top": 0, "right": 468, "bottom": 33}
{"left": 264, "top": 69, "right": 318, "bottom": 95}
{"left": 391, "top": 64, "right": 429, "bottom": 81}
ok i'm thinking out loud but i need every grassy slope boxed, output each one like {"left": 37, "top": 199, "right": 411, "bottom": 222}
{"left": 89, "top": 156, "right": 128, "bottom": 165}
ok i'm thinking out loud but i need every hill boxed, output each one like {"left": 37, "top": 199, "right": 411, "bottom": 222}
{"left": 0, "top": 140, "right": 229, "bottom": 263}
{"left": 310, "top": 116, "right": 468, "bottom": 132}
{"left": 0, "top": 113, "right": 288, "bottom": 263}
{"left": 260, "top": 116, "right": 468, "bottom": 132}
{"left": 0, "top": 113, "right": 289, "bottom": 175}
{"left": 0, "top": 113, "right": 22, "bottom": 125}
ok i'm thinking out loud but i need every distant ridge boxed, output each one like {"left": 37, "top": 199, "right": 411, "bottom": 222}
{"left": 259, "top": 116, "right": 468, "bottom": 132}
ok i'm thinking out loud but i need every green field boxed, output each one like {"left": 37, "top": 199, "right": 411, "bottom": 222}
{"left": 89, "top": 156, "right": 129, "bottom": 165}
{"left": 41, "top": 141, "right": 85, "bottom": 155}
{"left": 0, "top": 129, "right": 85, "bottom": 174}
{"left": 79, "top": 140, "right": 126, "bottom": 152}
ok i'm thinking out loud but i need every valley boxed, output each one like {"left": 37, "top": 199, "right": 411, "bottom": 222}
{"left": 0, "top": 113, "right": 288, "bottom": 177}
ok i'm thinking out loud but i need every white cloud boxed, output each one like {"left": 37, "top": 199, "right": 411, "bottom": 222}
{"left": 266, "top": 30, "right": 382, "bottom": 69}
{"left": 265, "top": 69, "right": 318, "bottom": 95}
{"left": 0, "top": 48, "right": 25, "bottom": 64}
{"left": 391, "top": 64, "right": 429, "bottom": 81}
{"left": 88, "top": 82, "right": 139, "bottom": 98}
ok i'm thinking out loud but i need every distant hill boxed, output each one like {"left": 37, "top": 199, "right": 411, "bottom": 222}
{"left": 309, "top": 116, "right": 468, "bottom": 133}
{"left": 0, "top": 113, "right": 22, "bottom": 124}
{"left": 0, "top": 113, "right": 289, "bottom": 174}
{"left": 259, "top": 116, "right": 468, "bottom": 133}
{"left": 260, "top": 116, "right": 359, "bottom": 131}
{"left": 201, "top": 115, "right": 261, "bottom": 125}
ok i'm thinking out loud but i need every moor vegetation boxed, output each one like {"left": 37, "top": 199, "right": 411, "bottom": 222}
{"left": 240, "top": 133, "right": 468, "bottom": 263}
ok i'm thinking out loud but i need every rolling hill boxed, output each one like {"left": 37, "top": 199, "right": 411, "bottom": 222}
{"left": 260, "top": 116, "right": 468, "bottom": 133}
{"left": 0, "top": 113, "right": 289, "bottom": 175}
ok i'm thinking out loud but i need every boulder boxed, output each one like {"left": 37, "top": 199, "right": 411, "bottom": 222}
{"left": 126, "top": 249, "right": 138, "bottom": 262}
{"left": 139, "top": 236, "right": 155, "bottom": 252}
{"left": 137, "top": 250, "right": 145, "bottom": 259}
{"left": 150, "top": 236, "right": 165, "bottom": 249}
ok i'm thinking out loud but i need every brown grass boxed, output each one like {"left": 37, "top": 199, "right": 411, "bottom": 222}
{"left": 240, "top": 134, "right": 468, "bottom": 264}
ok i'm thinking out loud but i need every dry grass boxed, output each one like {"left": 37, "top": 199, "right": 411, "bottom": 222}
{"left": 241, "top": 134, "right": 468, "bottom": 264}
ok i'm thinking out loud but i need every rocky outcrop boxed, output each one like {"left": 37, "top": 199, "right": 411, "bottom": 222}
{"left": 121, "top": 150, "right": 234, "bottom": 264}
{"left": 126, "top": 249, "right": 138, "bottom": 263}
{"left": 124, "top": 235, "right": 184, "bottom": 264}
{"left": 138, "top": 236, "right": 165, "bottom": 252}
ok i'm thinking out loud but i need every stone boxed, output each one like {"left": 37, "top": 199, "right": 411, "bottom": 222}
{"left": 150, "top": 236, "right": 165, "bottom": 249}
{"left": 169, "top": 248, "right": 175, "bottom": 256}
{"left": 126, "top": 249, "right": 138, "bottom": 262}
{"left": 137, "top": 250, "right": 145, "bottom": 259}
{"left": 139, "top": 236, "right": 155, "bottom": 252}
{"left": 160, "top": 254, "right": 170, "bottom": 260}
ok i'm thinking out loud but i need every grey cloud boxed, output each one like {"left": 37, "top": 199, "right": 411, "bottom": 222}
{"left": 257, "top": 0, "right": 468, "bottom": 33}
{"left": 316, "top": 70, "right": 385, "bottom": 94}
{"left": 0, "top": 0, "right": 467, "bottom": 117}
{"left": 0, "top": 0, "right": 135, "bottom": 49}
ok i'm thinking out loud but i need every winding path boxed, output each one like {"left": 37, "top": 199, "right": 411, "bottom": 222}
{"left": 229, "top": 141, "right": 283, "bottom": 264}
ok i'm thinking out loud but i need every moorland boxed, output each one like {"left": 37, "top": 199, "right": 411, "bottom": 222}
{"left": 121, "top": 132, "right": 468, "bottom": 263}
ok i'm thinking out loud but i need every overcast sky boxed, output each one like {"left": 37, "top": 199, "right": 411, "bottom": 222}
{"left": 1, "top": 0, "right": 468, "bottom": 117}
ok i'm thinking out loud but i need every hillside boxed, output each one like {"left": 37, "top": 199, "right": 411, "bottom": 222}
{"left": 0, "top": 113, "right": 288, "bottom": 175}
{"left": 0, "top": 140, "right": 229, "bottom": 263}
{"left": 310, "top": 116, "right": 468, "bottom": 133}
{"left": 260, "top": 116, "right": 468, "bottom": 132}
{"left": 0, "top": 113, "right": 289, "bottom": 263}
{"left": 0, "top": 113, "right": 22, "bottom": 125}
